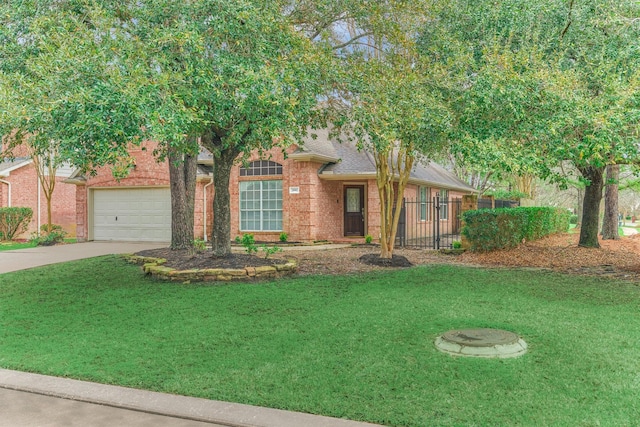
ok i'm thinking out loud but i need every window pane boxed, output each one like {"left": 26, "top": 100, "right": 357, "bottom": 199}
{"left": 239, "top": 180, "right": 283, "bottom": 231}
{"left": 346, "top": 188, "right": 360, "bottom": 213}
{"left": 239, "top": 160, "right": 283, "bottom": 177}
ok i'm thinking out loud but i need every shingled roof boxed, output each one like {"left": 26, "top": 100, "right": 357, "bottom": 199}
{"left": 292, "top": 132, "right": 477, "bottom": 193}
{"left": 0, "top": 157, "right": 32, "bottom": 176}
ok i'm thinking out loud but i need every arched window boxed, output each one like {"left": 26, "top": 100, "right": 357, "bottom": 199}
{"left": 240, "top": 160, "right": 283, "bottom": 177}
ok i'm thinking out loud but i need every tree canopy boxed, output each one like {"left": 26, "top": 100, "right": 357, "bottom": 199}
{"left": 422, "top": 0, "right": 640, "bottom": 247}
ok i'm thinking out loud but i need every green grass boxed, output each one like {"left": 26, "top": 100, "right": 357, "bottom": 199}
{"left": 0, "top": 240, "right": 37, "bottom": 251}
{"left": 1, "top": 257, "right": 640, "bottom": 426}
{"left": 0, "top": 238, "right": 77, "bottom": 251}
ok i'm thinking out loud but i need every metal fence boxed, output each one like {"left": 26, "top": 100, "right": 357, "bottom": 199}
{"left": 395, "top": 195, "right": 462, "bottom": 249}
{"left": 478, "top": 198, "right": 521, "bottom": 209}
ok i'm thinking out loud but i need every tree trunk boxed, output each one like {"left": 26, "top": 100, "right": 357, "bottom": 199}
{"left": 200, "top": 127, "right": 241, "bottom": 258}
{"left": 578, "top": 166, "right": 605, "bottom": 248}
{"left": 168, "top": 145, "right": 198, "bottom": 250}
{"left": 575, "top": 186, "right": 584, "bottom": 229}
{"left": 601, "top": 164, "right": 620, "bottom": 240}
{"left": 210, "top": 146, "right": 239, "bottom": 257}
{"left": 46, "top": 197, "right": 53, "bottom": 233}
{"left": 375, "top": 148, "right": 413, "bottom": 259}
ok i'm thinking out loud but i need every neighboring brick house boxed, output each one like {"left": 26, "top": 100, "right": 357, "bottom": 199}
{"left": 70, "top": 132, "right": 476, "bottom": 243}
{"left": 0, "top": 153, "right": 77, "bottom": 239}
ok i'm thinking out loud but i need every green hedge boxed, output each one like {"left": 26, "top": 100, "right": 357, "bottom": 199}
{"left": 461, "top": 207, "right": 570, "bottom": 252}
{"left": 0, "top": 207, "right": 34, "bottom": 241}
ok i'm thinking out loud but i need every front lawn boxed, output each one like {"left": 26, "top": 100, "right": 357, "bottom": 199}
{"left": 0, "top": 240, "right": 37, "bottom": 251}
{"left": 1, "top": 256, "right": 639, "bottom": 426}
{"left": 0, "top": 238, "right": 77, "bottom": 251}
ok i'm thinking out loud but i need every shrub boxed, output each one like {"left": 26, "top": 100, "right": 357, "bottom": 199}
{"left": 0, "top": 207, "right": 33, "bottom": 241}
{"left": 261, "top": 244, "right": 282, "bottom": 259}
{"left": 235, "top": 233, "right": 258, "bottom": 254}
{"left": 452, "top": 240, "right": 462, "bottom": 249}
{"left": 569, "top": 214, "right": 579, "bottom": 225}
{"left": 279, "top": 232, "right": 288, "bottom": 242}
{"left": 462, "top": 207, "right": 570, "bottom": 252}
{"left": 30, "top": 224, "right": 67, "bottom": 246}
{"left": 364, "top": 234, "right": 373, "bottom": 244}
{"left": 193, "top": 239, "right": 206, "bottom": 252}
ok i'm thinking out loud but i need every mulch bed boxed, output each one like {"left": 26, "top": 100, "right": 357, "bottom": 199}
{"left": 133, "top": 233, "right": 640, "bottom": 281}
{"left": 358, "top": 253, "right": 414, "bottom": 268}
{"left": 135, "top": 248, "right": 286, "bottom": 270}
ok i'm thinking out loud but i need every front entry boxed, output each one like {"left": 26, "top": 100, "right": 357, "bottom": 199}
{"left": 344, "top": 185, "right": 365, "bottom": 236}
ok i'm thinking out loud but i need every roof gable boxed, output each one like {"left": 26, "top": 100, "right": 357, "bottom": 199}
{"left": 0, "top": 157, "right": 32, "bottom": 176}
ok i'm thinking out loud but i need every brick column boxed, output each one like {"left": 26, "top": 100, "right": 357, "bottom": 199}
{"left": 75, "top": 184, "right": 88, "bottom": 242}
{"left": 460, "top": 195, "right": 478, "bottom": 249}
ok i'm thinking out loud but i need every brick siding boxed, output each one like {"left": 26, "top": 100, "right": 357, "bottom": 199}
{"left": 74, "top": 141, "right": 471, "bottom": 244}
{"left": 0, "top": 163, "right": 77, "bottom": 239}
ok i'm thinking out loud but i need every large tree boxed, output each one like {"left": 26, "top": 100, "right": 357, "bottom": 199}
{"left": 422, "top": 0, "right": 640, "bottom": 248}
{"left": 1, "top": 1, "right": 333, "bottom": 255}
{"left": 0, "top": 5, "right": 148, "bottom": 232}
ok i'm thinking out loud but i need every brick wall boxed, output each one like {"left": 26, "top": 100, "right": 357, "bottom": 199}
{"left": 229, "top": 147, "right": 377, "bottom": 243}
{"left": 0, "top": 163, "right": 77, "bottom": 239}
{"left": 77, "top": 141, "right": 215, "bottom": 242}
{"left": 195, "top": 178, "right": 214, "bottom": 240}
{"left": 73, "top": 141, "right": 474, "bottom": 244}
{"left": 230, "top": 147, "right": 308, "bottom": 242}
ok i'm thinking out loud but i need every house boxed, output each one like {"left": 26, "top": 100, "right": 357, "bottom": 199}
{"left": 69, "top": 131, "right": 476, "bottom": 243}
{"left": 66, "top": 141, "right": 214, "bottom": 243}
{"left": 0, "top": 149, "right": 77, "bottom": 239}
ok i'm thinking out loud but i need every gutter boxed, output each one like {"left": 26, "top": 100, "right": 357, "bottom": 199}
{"left": 202, "top": 174, "right": 214, "bottom": 242}
{"left": 37, "top": 176, "right": 41, "bottom": 232}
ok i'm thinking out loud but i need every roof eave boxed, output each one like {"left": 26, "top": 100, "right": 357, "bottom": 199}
{"left": 318, "top": 171, "right": 377, "bottom": 181}
{"left": 64, "top": 177, "right": 87, "bottom": 185}
{"left": 289, "top": 152, "right": 340, "bottom": 163}
{"left": 406, "top": 177, "right": 479, "bottom": 194}
{"left": 0, "top": 159, "right": 33, "bottom": 175}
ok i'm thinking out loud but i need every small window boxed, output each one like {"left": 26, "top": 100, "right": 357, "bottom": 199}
{"left": 439, "top": 190, "right": 449, "bottom": 220}
{"left": 418, "top": 186, "right": 431, "bottom": 221}
{"left": 240, "top": 160, "right": 283, "bottom": 176}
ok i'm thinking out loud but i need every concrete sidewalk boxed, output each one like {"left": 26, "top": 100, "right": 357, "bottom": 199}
{"left": 0, "top": 369, "right": 380, "bottom": 427}
{"left": 0, "top": 241, "right": 166, "bottom": 274}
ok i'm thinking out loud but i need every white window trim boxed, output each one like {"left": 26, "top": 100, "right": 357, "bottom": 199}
{"left": 439, "top": 190, "right": 449, "bottom": 220}
{"left": 239, "top": 180, "right": 283, "bottom": 232}
{"left": 418, "top": 186, "right": 431, "bottom": 222}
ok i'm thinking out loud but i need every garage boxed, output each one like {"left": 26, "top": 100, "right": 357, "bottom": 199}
{"left": 92, "top": 188, "right": 171, "bottom": 242}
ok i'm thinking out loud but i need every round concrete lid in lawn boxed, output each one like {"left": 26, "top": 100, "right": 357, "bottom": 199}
{"left": 435, "top": 328, "right": 527, "bottom": 358}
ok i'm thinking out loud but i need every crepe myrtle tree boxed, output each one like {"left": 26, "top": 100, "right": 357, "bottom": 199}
{"left": 346, "top": 55, "right": 450, "bottom": 259}
{"left": 293, "top": 0, "right": 445, "bottom": 259}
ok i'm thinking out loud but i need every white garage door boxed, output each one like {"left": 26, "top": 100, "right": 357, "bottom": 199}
{"left": 92, "top": 188, "right": 171, "bottom": 242}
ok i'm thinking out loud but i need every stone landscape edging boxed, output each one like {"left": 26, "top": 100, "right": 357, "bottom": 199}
{"left": 124, "top": 255, "right": 297, "bottom": 283}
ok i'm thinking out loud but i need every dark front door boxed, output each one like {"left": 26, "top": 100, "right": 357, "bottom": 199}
{"left": 344, "top": 185, "right": 365, "bottom": 236}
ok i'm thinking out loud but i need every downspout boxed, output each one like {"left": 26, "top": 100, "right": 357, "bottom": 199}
{"left": 37, "top": 176, "right": 41, "bottom": 232}
{"left": 203, "top": 174, "right": 214, "bottom": 242}
{"left": 0, "top": 178, "right": 10, "bottom": 206}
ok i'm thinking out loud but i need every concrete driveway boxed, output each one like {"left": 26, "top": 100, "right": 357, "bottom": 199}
{"left": 0, "top": 241, "right": 167, "bottom": 274}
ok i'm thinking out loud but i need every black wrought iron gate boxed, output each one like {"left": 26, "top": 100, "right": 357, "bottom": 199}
{"left": 396, "top": 194, "right": 462, "bottom": 249}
